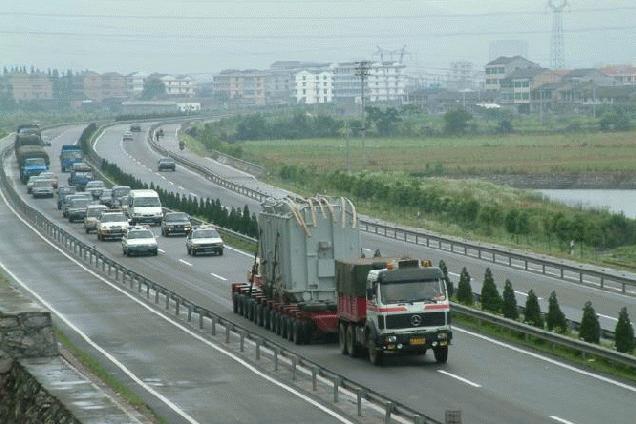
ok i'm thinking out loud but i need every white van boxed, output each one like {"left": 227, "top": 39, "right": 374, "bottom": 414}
{"left": 127, "top": 189, "right": 163, "bottom": 225}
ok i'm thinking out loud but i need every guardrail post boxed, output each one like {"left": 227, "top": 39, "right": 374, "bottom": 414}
{"left": 478, "top": 249, "right": 482, "bottom": 259}
{"left": 560, "top": 268, "right": 564, "bottom": 278}
{"left": 384, "top": 401, "right": 394, "bottom": 424}
{"left": 414, "top": 416, "right": 425, "bottom": 424}
{"left": 600, "top": 277, "right": 604, "bottom": 289}
{"left": 508, "top": 256, "right": 512, "bottom": 266}
{"left": 239, "top": 332, "right": 245, "bottom": 352}
{"left": 542, "top": 264, "right": 546, "bottom": 274}
{"left": 146, "top": 282, "right": 150, "bottom": 298}
{"left": 225, "top": 324, "right": 231, "bottom": 343}
{"left": 187, "top": 305, "right": 192, "bottom": 322}
{"left": 154, "top": 287, "right": 159, "bottom": 304}
{"left": 273, "top": 349, "right": 278, "bottom": 371}
{"left": 579, "top": 273, "right": 583, "bottom": 284}
{"left": 199, "top": 312, "right": 204, "bottom": 329}
{"left": 255, "top": 339, "right": 261, "bottom": 360}
{"left": 622, "top": 282, "right": 626, "bottom": 294}
{"left": 356, "top": 389, "right": 365, "bottom": 416}
{"left": 291, "top": 355, "right": 297, "bottom": 380}
{"left": 211, "top": 316, "right": 216, "bottom": 335}
{"left": 524, "top": 260, "right": 528, "bottom": 270}
{"left": 175, "top": 298, "right": 180, "bottom": 315}
{"left": 333, "top": 376, "right": 340, "bottom": 402}
{"left": 115, "top": 266, "right": 119, "bottom": 281}
{"left": 138, "top": 278, "right": 142, "bottom": 292}
{"left": 165, "top": 293, "right": 170, "bottom": 310}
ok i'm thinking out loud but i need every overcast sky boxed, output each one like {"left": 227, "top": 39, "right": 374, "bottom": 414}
{"left": 1, "top": 0, "right": 634, "bottom": 78}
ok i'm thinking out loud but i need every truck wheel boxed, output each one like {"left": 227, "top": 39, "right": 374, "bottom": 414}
{"left": 434, "top": 346, "right": 448, "bottom": 364}
{"left": 346, "top": 325, "right": 362, "bottom": 357}
{"left": 255, "top": 304, "right": 262, "bottom": 326}
{"left": 368, "top": 343, "right": 383, "bottom": 366}
{"left": 293, "top": 321, "right": 303, "bottom": 345}
{"left": 338, "top": 322, "right": 348, "bottom": 355}
{"left": 248, "top": 301, "right": 255, "bottom": 322}
{"left": 274, "top": 313, "right": 282, "bottom": 335}
{"left": 281, "top": 316, "right": 288, "bottom": 339}
{"left": 232, "top": 294, "right": 239, "bottom": 313}
{"left": 263, "top": 307, "right": 270, "bottom": 330}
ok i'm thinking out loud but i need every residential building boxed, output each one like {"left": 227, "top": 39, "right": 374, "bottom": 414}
{"left": 126, "top": 72, "right": 148, "bottom": 96}
{"left": 74, "top": 71, "right": 126, "bottom": 102}
{"left": 447, "top": 61, "right": 474, "bottom": 91}
{"left": 267, "top": 61, "right": 331, "bottom": 104}
{"left": 484, "top": 56, "right": 541, "bottom": 92}
{"left": 294, "top": 69, "right": 333, "bottom": 104}
{"left": 7, "top": 72, "right": 53, "bottom": 101}
{"left": 213, "top": 69, "right": 268, "bottom": 105}
{"left": 100, "top": 72, "right": 127, "bottom": 100}
{"left": 489, "top": 40, "right": 529, "bottom": 61}
{"left": 332, "top": 61, "right": 406, "bottom": 104}
{"left": 601, "top": 65, "right": 636, "bottom": 85}
{"left": 561, "top": 68, "right": 615, "bottom": 86}
{"left": 159, "top": 75, "right": 194, "bottom": 97}
{"left": 499, "top": 67, "right": 546, "bottom": 112}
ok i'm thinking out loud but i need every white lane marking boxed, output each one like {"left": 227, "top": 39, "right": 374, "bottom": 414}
{"left": 513, "top": 290, "right": 542, "bottom": 300}
{"left": 597, "top": 313, "right": 618, "bottom": 321}
{"left": 454, "top": 326, "right": 636, "bottom": 393}
{"left": 0, "top": 181, "right": 354, "bottom": 424}
{"left": 168, "top": 181, "right": 175, "bottom": 186}
{"left": 158, "top": 248, "right": 165, "bottom": 254}
{"left": 179, "top": 259, "right": 192, "bottom": 267}
{"left": 437, "top": 370, "right": 482, "bottom": 388}
{"left": 178, "top": 186, "right": 185, "bottom": 190}
{"left": 225, "top": 246, "right": 253, "bottom": 258}
{"left": 160, "top": 176, "right": 167, "bottom": 181}
{"left": 550, "top": 416, "right": 577, "bottom": 424}
{"left": 210, "top": 272, "right": 228, "bottom": 281}
{"left": 189, "top": 192, "right": 197, "bottom": 197}
{"left": 0, "top": 262, "right": 199, "bottom": 424}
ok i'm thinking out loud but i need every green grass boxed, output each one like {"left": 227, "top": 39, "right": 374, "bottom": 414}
{"left": 452, "top": 312, "right": 636, "bottom": 384}
{"left": 239, "top": 130, "right": 636, "bottom": 175}
{"left": 54, "top": 328, "right": 166, "bottom": 423}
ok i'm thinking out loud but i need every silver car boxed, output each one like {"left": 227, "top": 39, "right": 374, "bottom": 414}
{"left": 31, "top": 179, "right": 55, "bottom": 198}
{"left": 84, "top": 204, "right": 108, "bottom": 233}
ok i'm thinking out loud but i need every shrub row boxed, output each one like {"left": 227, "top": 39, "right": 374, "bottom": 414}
{"left": 439, "top": 260, "right": 635, "bottom": 354}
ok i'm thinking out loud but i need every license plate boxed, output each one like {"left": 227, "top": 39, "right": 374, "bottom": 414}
{"left": 410, "top": 337, "right": 425, "bottom": 345}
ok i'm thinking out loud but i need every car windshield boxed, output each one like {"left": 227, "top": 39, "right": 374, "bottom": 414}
{"left": 62, "top": 151, "right": 83, "bottom": 160}
{"left": 69, "top": 199, "right": 90, "bottom": 208}
{"left": 60, "top": 187, "right": 75, "bottom": 195}
{"left": 25, "top": 158, "right": 45, "bottom": 166}
{"left": 165, "top": 213, "right": 188, "bottom": 222}
{"left": 40, "top": 172, "right": 55, "bottom": 178}
{"left": 134, "top": 197, "right": 160, "bottom": 207}
{"left": 87, "top": 207, "right": 107, "bottom": 217}
{"left": 127, "top": 230, "right": 153, "bottom": 239}
{"left": 160, "top": 159, "right": 174, "bottom": 164}
{"left": 87, "top": 181, "right": 105, "bottom": 188}
{"left": 113, "top": 187, "right": 130, "bottom": 197}
{"left": 33, "top": 180, "right": 51, "bottom": 188}
{"left": 380, "top": 279, "right": 446, "bottom": 304}
{"left": 101, "top": 213, "right": 127, "bottom": 223}
{"left": 193, "top": 229, "right": 220, "bottom": 239}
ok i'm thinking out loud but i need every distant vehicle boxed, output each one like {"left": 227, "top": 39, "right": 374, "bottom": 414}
{"left": 57, "top": 186, "right": 76, "bottom": 210}
{"left": 68, "top": 163, "right": 93, "bottom": 189}
{"left": 122, "top": 131, "right": 134, "bottom": 142}
{"left": 60, "top": 145, "right": 83, "bottom": 172}
{"left": 84, "top": 204, "right": 108, "bottom": 233}
{"left": 38, "top": 171, "right": 58, "bottom": 188}
{"left": 110, "top": 186, "right": 131, "bottom": 208}
{"left": 62, "top": 193, "right": 92, "bottom": 217}
{"left": 157, "top": 158, "right": 176, "bottom": 172}
{"left": 99, "top": 189, "right": 113, "bottom": 207}
{"left": 122, "top": 226, "right": 158, "bottom": 256}
{"left": 66, "top": 197, "right": 91, "bottom": 223}
{"left": 31, "top": 179, "right": 55, "bottom": 198}
{"left": 130, "top": 124, "right": 142, "bottom": 132}
{"left": 17, "top": 146, "right": 49, "bottom": 183}
{"left": 85, "top": 180, "right": 106, "bottom": 199}
{"left": 161, "top": 212, "right": 191, "bottom": 236}
{"left": 126, "top": 189, "right": 162, "bottom": 225}
{"left": 96, "top": 211, "right": 129, "bottom": 241}
{"left": 186, "top": 226, "right": 224, "bottom": 256}
{"left": 26, "top": 175, "right": 45, "bottom": 194}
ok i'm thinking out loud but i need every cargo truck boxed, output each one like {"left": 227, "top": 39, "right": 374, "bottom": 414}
{"left": 68, "top": 163, "right": 94, "bottom": 189}
{"left": 17, "top": 145, "right": 49, "bottom": 183}
{"left": 60, "top": 145, "right": 84, "bottom": 172}
{"left": 231, "top": 196, "right": 452, "bottom": 364}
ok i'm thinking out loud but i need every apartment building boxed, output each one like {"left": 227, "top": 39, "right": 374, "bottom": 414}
{"left": 499, "top": 68, "right": 546, "bottom": 112}
{"left": 74, "top": 71, "right": 126, "bottom": 102}
{"left": 332, "top": 61, "right": 406, "bottom": 104}
{"left": 485, "top": 56, "right": 541, "bottom": 92}
{"left": 447, "top": 61, "right": 474, "bottom": 91}
{"left": 126, "top": 72, "right": 148, "bottom": 96}
{"left": 294, "top": 69, "right": 333, "bottom": 104}
{"left": 159, "top": 75, "right": 194, "bottom": 97}
{"left": 6, "top": 72, "right": 53, "bottom": 101}
{"left": 213, "top": 69, "right": 268, "bottom": 105}
{"left": 601, "top": 65, "right": 636, "bottom": 86}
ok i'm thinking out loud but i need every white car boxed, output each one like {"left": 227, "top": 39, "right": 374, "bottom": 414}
{"left": 31, "top": 179, "right": 56, "bottom": 198}
{"left": 85, "top": 180, "right": 106, "bottom": 199}
{"left": 186, "top": 226, "right": 224, "bottom": 256}
{"left": 84, "top": 204, "right": 108, "bottom": 233}
{"left": 26, "top": 175, "right": 45, "bottom": 194}
{"left": 38, "top": 171, "right": 58, "bottom": 188}
{"left": 122, "top": 226, "right": 158, "bottom": 256}
{"left": 122, "top": 131, "right": 134, "bottom": 141}
{"left": 96, "top": 211, "right": 129, "bottom": 241}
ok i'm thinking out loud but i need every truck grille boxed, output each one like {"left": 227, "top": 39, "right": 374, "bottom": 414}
{"left": 385, "top": 312, "right": 446, "bottom": 329}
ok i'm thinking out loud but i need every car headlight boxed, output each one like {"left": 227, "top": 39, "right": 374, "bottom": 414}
{"left": 385, "top": 335, "right": 397, "bottom": 343}
{"left": 437, "top": 333, "right": 448, "bottom": 340}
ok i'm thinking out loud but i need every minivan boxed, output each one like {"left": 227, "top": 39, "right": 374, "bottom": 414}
{"left": 127, "top": 189, "right": 162, "bottom": 225}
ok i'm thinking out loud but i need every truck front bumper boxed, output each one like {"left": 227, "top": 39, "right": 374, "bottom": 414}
{"left": 375, "top": 330, "right": 452, "bottom": 353}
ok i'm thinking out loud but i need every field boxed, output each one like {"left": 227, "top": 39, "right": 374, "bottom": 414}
{"left": 240, "top": 130, "right": 636, "bottom": 176}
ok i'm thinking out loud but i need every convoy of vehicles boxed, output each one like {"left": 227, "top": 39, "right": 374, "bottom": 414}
{"left": 158, "top": 158, "right": 176, "bottom": 171}
{"left": 231, "top": 196, "right": 452, "bottom": 364}
{"left": 122, "top": 226, "right": 158, "bottom": 256}
{"left": 127, "top": 189, "right": 162, "bottom": 225}
{"left": 57, "top": 186, "right": 76, "bottom": 209}
{"left": 66, "top": 197, "right": 92, "bottom": 223}
{"left": 60, "top": 145, "right": 83, "bottom": 172}
{"left": 186, "top": 226, "right": 224, "bottom": 256}
{"left": 161, "top": 212, "right": 191, "bottom": 236}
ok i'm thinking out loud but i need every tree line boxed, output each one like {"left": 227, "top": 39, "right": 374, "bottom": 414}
{"left": 440, "top": 260, "right": 635, "bottom": 354}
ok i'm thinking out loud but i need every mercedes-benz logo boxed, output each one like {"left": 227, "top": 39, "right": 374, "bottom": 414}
{"left": 410, "top": 314, "right": 422, "bottom": 327}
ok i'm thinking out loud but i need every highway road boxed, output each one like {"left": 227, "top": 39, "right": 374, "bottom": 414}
{"left": 0, "top": 131, "right": 357, "bottom": 424}
{"left": 6, "top": 123, "right": 634, "bottom": 423}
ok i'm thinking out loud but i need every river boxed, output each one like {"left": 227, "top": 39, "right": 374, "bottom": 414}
{"left": 538, "top": 189, "right": 636, "bottom": 218}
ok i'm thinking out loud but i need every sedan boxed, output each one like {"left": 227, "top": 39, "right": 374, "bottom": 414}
{"left": 39, "top": 171, "right": 58, "bottom": 188}
{"left": 26, "top": 175, "right": 45, "bottom": 194}
{"left": 31, "top": 179, "right": 56, "bottom": 198}
{"left": 122, "top": 227, "right": 158, "bottom": 256}
{"left": 85, "top": 180, "right": 106, "bottom": 199}
{"left": 186, "top": 226, "right": 224, "bottom": 256}
{"left": 158, "top": 158, "right": 176, "bottom": 172}
{"left": 161, "top": 212, "right": 191, "bottom": 236}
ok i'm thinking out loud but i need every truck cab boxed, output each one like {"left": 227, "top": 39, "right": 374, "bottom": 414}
{"left": 20, "top": 157, "right": 48, "bottom": 183}
{"left": 60, "top": 145, "right": 83, "bottom": 172}
{"left": 68, "top": 163, "right": 94, "bottom": 190}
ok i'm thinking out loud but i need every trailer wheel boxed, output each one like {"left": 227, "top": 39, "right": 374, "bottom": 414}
{"left": 301, "top": 322, "right": 312, "bottom": 345}
{"left": 273, "top": 312, "right": 281, "bottom": 335}
{"left": 434, "top": 346, "right": 448, "bottom": 364}
{"left": 280, "top": 316, "right": 288, "bottom": 339}
{"left": 232, "top": 293, "right": 239, "bottom": 313}
{"left": 368, "top": 343, "right": 383, "bottom": 366}
{"left": 255, "top": 304, "right": 263, "bottom": 326}
{"left": 293, "top": 321, "right": 303, "bottom": 345}
{"left": 247, "top": 301, "right": 255, "bottom": 321}
{"left": 338, "top": 322, "right": 348, "bottom": 355}
{"left": 346, "top": 325, "right": 362, "bottom": 357}
{"left": 263, "top": 307, "right": 271, "bottom": 330}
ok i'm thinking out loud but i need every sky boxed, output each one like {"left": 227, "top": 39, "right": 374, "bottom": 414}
{"left": 1, "top": 0, "right": 634, "bottom": 79}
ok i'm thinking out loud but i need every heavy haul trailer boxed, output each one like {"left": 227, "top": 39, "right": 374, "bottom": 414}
{"left": 336, "top": 258, "right": 452, "bottom": 365}
{"left": 232, "top": 196, "right": 361, "bottom": 344}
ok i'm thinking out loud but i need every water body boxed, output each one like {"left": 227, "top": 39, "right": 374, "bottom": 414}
{"left": 538, "top": 189, "right": 636, "bottom": 218}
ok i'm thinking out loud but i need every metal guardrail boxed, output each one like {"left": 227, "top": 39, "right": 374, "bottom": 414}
{"left": 0, "top": 141, "right": 442, "bottom": 424}
{"left": 451, "top": 303, "right": 636, "bottom": 369}
{"left": 148, "top": 122, "right": 636, "bottom": 298}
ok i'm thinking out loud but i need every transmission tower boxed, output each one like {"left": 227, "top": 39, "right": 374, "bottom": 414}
{"left": 355, "top": 61, "right": 372, "bottom": 167}
{"left": 548, "top": 0, "right": 568, "bottom": 69}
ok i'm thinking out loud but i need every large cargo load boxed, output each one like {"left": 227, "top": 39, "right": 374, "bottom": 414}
{"left": 17, "top": 145, "right": 49, "bottom": 183}
{"left": 17, "top": 145, "right": 50, "bottom": 166}
{"left": 14, "top": 134, "right": 43, "bottom": 151}
{"left": 16, "top": 124, "right": 41, "bottom": 138}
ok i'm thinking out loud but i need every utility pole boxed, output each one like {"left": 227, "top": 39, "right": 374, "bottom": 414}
{"left": 355, "top": 61, "right": 372, "bottom": 168}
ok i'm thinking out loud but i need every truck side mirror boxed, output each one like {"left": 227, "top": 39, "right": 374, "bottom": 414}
{"left": 366, "top": 288, "right": 374, "bottom": 300}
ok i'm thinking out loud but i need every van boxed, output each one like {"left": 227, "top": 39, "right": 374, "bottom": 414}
{"left": 127, "top": 189, "right": 162, "bottom": 225}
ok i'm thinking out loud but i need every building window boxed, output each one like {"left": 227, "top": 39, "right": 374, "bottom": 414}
{"left": 302, "top": 89, "right": 306, "bottom": 95}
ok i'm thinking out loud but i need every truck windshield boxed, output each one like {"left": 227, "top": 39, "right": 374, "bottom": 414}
{"left": 73, "top": 172, "right": 92, "bottom": 178}
{"left": 380, "top": 279, "right": 446, "bottom": 304}
{"left": 101, "top": 214, "right": 127, "bottom": 223}
{"left": 134, "top": 197, "right": 160, "bottom": 207}
{"left": 62, "top": 151, "right": 83, "bottom": 160}
{"left": 25, "top": 158, "right": 45, "bottom": 166}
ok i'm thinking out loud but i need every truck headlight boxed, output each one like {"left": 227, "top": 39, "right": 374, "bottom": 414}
{"left": 437, "top": 332, "right": 448, "bottom": 340}
{"left": 385, "top": 335, "right": 397, "bottom": 343}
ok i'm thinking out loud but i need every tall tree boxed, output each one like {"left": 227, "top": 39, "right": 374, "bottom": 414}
{"left": 443, "top": 109, "right": 473, "bottom": 135}
{"left": 579, "top": 301, "right": 601, "bottom": 344}
{"left": 438, "top": 260, "right": 453, "bottom": 298}
{"left": 546, "top": 291, "right": 568, "bottom": 333}
{"left": 480, "top": 268, "right": 502, "bottom": 313}
{"left": 456, "top": 267, "right": 473, "bottom": 305}
{"left": 524, "top": 290, "right": 543, "bottom": 328}
{"left": 615, "top": 307, "right": 635, "bottom": 353}
{"left": 502, "top": 279, "right": 519, "bottom": 320}
{"left": 141, "top": 77, "right": 166, "bottom": 100}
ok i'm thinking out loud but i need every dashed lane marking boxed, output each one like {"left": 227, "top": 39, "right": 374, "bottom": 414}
{"left": 210, "top": 272, "right": 228, "bottom": 281}
{"left": 178, "top": 259, "right": 192, "bottom": 267}
{"left": 437, "top": 370, "right": 482, "bottom": 388}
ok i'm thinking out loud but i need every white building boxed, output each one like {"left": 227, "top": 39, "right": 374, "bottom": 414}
{"left": 332, "top": 61, "right": 406, "bottom": 104}
{"left": 160, "top": 75, "right": 194, "bottom": 96}
{"left": 176, "top": 102, "right": 201, "bottom": 112}
{"left": 294, "top": 70, "right": 333, "bottom": 104}
{"left": 126, "top": 72, "right": 147, "bottom": 96}
{"left": 447, "top": 61, "right": 474, "bottom": 91}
